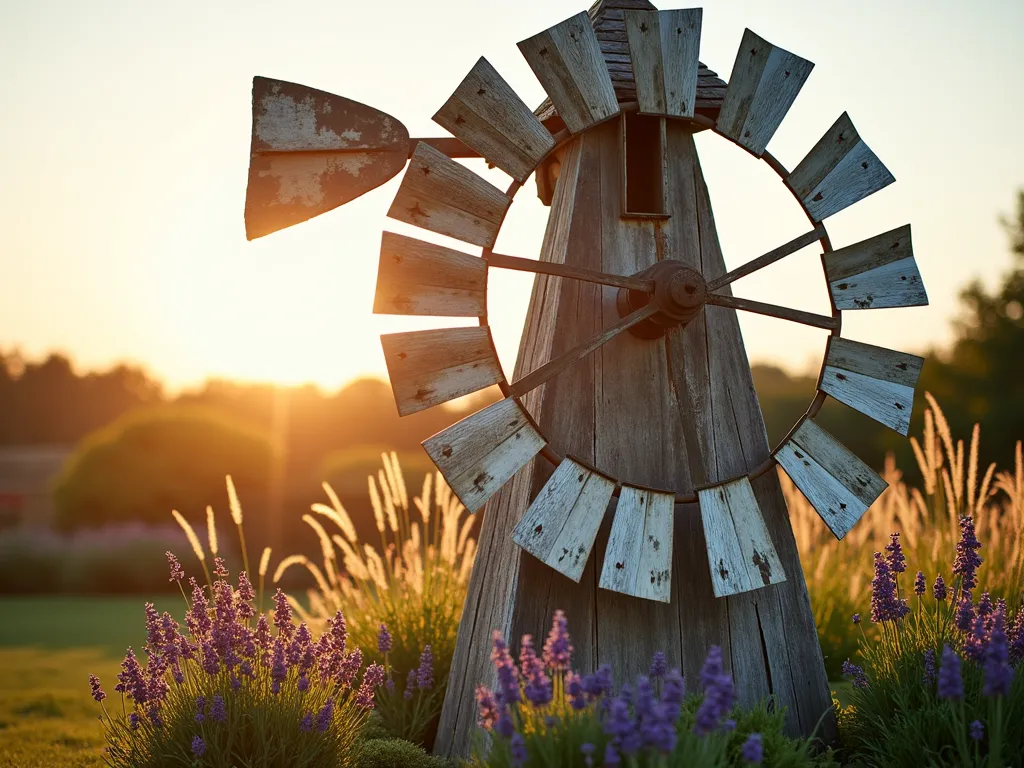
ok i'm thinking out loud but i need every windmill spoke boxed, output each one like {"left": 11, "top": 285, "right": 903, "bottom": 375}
{"left": 706, "top": 293, "right": 838, "bottom": 330}
{"left": 487, "top": 252, "right": 655, "bottom": 293}
{"left": 666, "top": 326, "right": 710, "bottom": 489}
{"left": 706, "top": 226, "right": 825, "bottom": 292}
{"left": 509, "top": 301, "right": 659, "bottom": 398}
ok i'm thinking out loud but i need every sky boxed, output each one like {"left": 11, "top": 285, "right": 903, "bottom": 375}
{"left": 1, "top": 0, "right": 1022, "bottom": 392}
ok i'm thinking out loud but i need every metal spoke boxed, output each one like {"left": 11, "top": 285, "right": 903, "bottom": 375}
{"left": 706, "top": 226, "right": 825, "bottom": 293}
{"left": 509, "top": 301, "right": 660, "bottom": 398}
{"left": 487, "top": 252, "right": 655, "bottom": 293}
{"left": 706, "top": 293, "right": 838, "bottom": 331}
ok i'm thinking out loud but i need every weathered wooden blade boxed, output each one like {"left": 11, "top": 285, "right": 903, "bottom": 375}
{"left": 624, "top": 9, "right": 702, "bottom": 118}
{"left": 387, "top": 142, "right": 511, "bottom": 247}
{"left": 698, "top": 477, "right": 786, "bottom": 598}
{"left": 598, "top": 486, "right": 675, "bottom": 603}
{"left": 511, "top": 457, "right": 616, "bottom": 582}
{"left": 786, "top": 112, "right": 895, "bottom": 222}
{"left": 775, "top": 418, "right": 887, "bottom": 539}
{"left": 820, "top": 337, "right": 924, "bottom": 435}
{"left": 433, "top": 57, "right": 555, "bottom": 184}
{"left": 422, "top": 398, "right": 545, "bottom": 513}
{"left": 374, "top": 232, "right": 487, "bottom": 317}
{"left": 381, "top": 326, "right": 503, "bottom": 417}
{"left": 824, "top": 224, "right": 928, "bottom": 310}
{"left": 518, "top": 12, "right": 620, "bottom": 134}
{"left": 245, "top": 77, "right": 410, "bottom": 240}
{"left": 716, "top": 29, "right": 814, "bottom": 156}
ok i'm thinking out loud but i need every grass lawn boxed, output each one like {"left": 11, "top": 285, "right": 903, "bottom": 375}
{"left": 0, "top": 595, "right": 182, "bottom": 768}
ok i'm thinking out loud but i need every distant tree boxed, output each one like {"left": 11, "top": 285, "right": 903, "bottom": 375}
{"left": 52, "top": 405, "right": 274, "bottom": 532}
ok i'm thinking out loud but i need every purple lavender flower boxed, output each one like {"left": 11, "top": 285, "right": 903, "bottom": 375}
{"left": 270, "top": 639, "right": 287, "bottom": 689}
{"left": 923, "top": 649, "right": 936, "bottom": 685}
{"left": 290, "top": 624, "right": 316, "bottom": 676}
{"left": 933, "top": 574, "right": 948, "bottom": 601}
{"left": 201, "top": 640, "right": 220, "bottom": 676}
{"left": 885, "top": 533, "right": 907, "bottom": 574}
{"left": 210, "top": 694, "right": 226, "bottom": 723}
{"left": 1009, "top": 608, "right": 1024, "bottom": 665}
{"left": 187, "top": 578, "right": 211, "bottom": 636}
{"left": 871, "top": 552, "right": 909, "bottom": 622}
{"left": 581, "top": 742, "right": 595, "bottom": 768}
{"left": 377, "top": 623, "right": 392, "bottom": 655}
{"left": 518, "top": 636, "right": 551, "bottom": 706}
{"left": 475, "top": 684, "right": 499, "bottom": 729}
{"left": 841, "top": 660, "right": 869, "bottom": 689}
{"left": 144, "top": 603, "right": 161, "bottom": 649}
{"left": 191, "top": 735, "right": 206, "bottom": 757}
{"left": 272, "top": 589, "right": 293, "bottom": 639}
{"left": 213, "top": 556, "right": 229, "bottom": 578}
{"left": 236, "top": 572, "right": 255, "bottom": 620}
{"left": 405, "top": 668, "right": 416, "bottom": 700}
{"left": 129, "top": 712, "right": 139, "bottom": 730}
{"left": 316, "top": 698, "right": 335, "bottom": 732}
{"left": 983, "top": 610, "right": 1012, "bottom": 698}
{"left": 300, "top": 712, "right": 314, "bottom": 732}
{"left": 741, "top": 733, "right": 764, "bottom": 764}
{"left": 852, "top": 613, "right": 861, "bottom": 625}
{"left": 328, "top": 610, "right": 347, "bottom": 653}
{"left": 693, "top": 646, "right": 735, "bottom": 735}
{"left": 542, "top": 610, "right": 573, "bottom": 670}
{"left": 416, "top": 646, "right": 434, "bottom": 690}
{"left": 510, "top": 732, "right": 527, "bottom": 767}
{"left": 566, "top": 672, "right": 587, "bottom": 710}
{"left": 914, "top": 571, "right": 926, "bottom": 596}
{"left": 491, "top": 631, "right": 520, "bottom": 705}
{"left": 662, "top": 669, "right": 685, "bottom": 708}
{"left": 166, "top": 551, "right": 184, "bottom": 582}
{"left": 495, "top": 710, "right": 515, "bottom": 739}
{"left": 582, "top": 664, "right": 614, "bottom": 699}
{"left": 953, "top": 516, "right": 983, "bottom": 595}
{"left": 955, "top": 598, "right": 975, "bottom": 632}
{"left": 195, "top": 695, "right": 206, "bottom": 722}
{"left": 937, "top": 645, "right": 963, "bottom": 700}
{"left": 977, "top": 591, "right": 993, "bottom": 618}
{"left": 297, "top": 674, "right": 309, "bottom": 692}
{"left": 650, "top": 650, "right": 667, "bottom": 678}
{"left": 338, "top": 649, "right": 363, "bottom": 689}
{"left": 965, "top": 614, "right": 987, "bottom": 663}
{"left": 117, "top": 648, "right": 148, "bottom": 704}
{"left": 604, "top": 742, "right": 621, "bottom": 766}
{"left": 357, "top": 663, "right": 385, "bottom": 708}
{"left": 604, "top": 696, "right": 640, "bottom": 753}
{"left": 969, "top": 720, "right": 984, "bottom": 741}
{"left": 518, "top": 635, "right": 542, "bottom": 678}
{"left": 89, "top": 674, "right": 106, "bottom": 703}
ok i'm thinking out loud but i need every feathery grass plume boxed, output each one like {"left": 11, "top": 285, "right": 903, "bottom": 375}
{"left": 225, "top": 474, "right": 251, "bottom": 577}
{"left": 172, "top": 508, "right": 212, "bottom": 586}
{"left": 368, "top": 476, "right": 386, "bottom": 535}
{"left": 258, "top": 545, "right": 272, "bottom": 611}
{"left": 206, "top": 506, "right": 218, "bottom": 556}
{"left": 315, "top": 480, "right": 358, "bottom": 544}
{"left": 378, "top": 469, "right": 400, "bottom": 534}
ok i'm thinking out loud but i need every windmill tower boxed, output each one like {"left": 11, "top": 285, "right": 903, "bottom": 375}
{"left": 243, "top": 0, "right": 928, "bottom": 758}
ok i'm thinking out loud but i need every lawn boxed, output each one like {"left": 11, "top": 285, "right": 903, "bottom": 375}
{"left": 0, "top": 595, "right": 182, "bottom": 768}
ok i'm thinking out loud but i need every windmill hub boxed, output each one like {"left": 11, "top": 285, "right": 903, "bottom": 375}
{"left": 617, "top": 260, "right": 708, "bottom": 339}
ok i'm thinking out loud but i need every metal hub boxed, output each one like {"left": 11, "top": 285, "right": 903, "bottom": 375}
{"left": 616, "top": 260, "right": 708, "bottom": 339}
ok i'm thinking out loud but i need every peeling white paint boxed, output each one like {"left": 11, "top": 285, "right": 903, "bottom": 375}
{"left": 259, "top": 153, "right": 374, "bottom": 207}
{"left": 256, "top": 94, "right": 347, "bottom": 151}
{"left": 341, "top": 129, "right": 362, "bottom": 142}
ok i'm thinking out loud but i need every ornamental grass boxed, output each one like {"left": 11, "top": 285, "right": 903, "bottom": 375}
{"left": 790, "top": 394, "right": 1024, "bottom": 678}
{"left": 273, "top": 452, "right": 475, "bottom": 748}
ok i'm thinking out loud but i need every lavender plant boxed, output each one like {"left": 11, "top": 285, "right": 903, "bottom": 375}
{"left": 837, "top": 520, "right": 1024, "bottom": 766}
{"left": 87, "top": 554, "right": 383, "bottom": 767}
{"left": 472, "top": 610, "right": 835, "bottom": 768}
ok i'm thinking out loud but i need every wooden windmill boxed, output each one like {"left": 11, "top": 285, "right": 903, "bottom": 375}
{"left": 243, "top": 0, "right": 927, "bottom": 756}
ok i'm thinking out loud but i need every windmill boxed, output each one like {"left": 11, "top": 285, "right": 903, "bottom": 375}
{"left": 243, "top": 0, "right": 928, "bottom": 756}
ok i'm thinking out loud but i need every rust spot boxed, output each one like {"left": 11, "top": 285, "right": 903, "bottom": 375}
{"left": 835, "top": 373, "right": 847, "bottom": 381}
{"left": 472, "top": 471, "right": 491, "bottom": 490}
{"left": 857, "top": 476, "right": 868, "bottom": 487}
{"left": 718, "top": 559, "right": 729, "bottom": 580}
{"left": 784, "top": 70, "right": 791, "bottom": 78}
{"left": 744, "top": 130, "right": 751, "bottom": 138}
{"left": 534, "top": 524, "right": 543, "bottom": 535}
{"left": 749, "top": 48, "right": 757, "bottom": 56}
{"left": 861, "top": 161, "right": 869, "bottom": 169}
{"left": 897, "top": 362, "right": 908, "bottom": 370}
{"left": 421, "top": 166, "right": 430, "bottom": 175}
{"left": 441, "top": 445, "right": 453, "bottom": 458}
{"left": 454, "top": 115, "right": 466, "bottom": 125}
{"left": 408, "top": 203, "right": 426, "bottom": 218}
{"left": 477, "top": 88, "right": 486, "bottom": 96}
{"left": 397, "top": 352, "right": 407, "bottom": 360}
{"left": 615, "top": 561, "right": 625, "bottom": 570}
{"left": 892, "top": 241, "right": 901, "bottom": 249}
{"left": 649, "top": 535, "right": 661, "bottom": 551}
{"left": 895, "top": 402, "right": 905, "bottom": 410}
{"left": 794, "top": 450, "right": 804, "bottom": 459}
{"left": 751, "top": 550, "right": 773, "bottom": 585}
{"left": 578, "top": 473, "right": 584, "bottom": 482}
{"left": 640, "top": 22, "right": 648, "bottom": 32}
{"left": 558, "top": 547, "right": 570, "bottom": 562}
{"left": 837, "top": 133, "right": 845, "bottom": 144}
{"left": 901, "top": 275, "right": 907, "bottom": 281}
{"left": 414, "top": 387, "right": 433, "bottom": 400}
{"left": 538, "top": 47, "right": 549, "bottom": 56}
{"left": 812, "top": 193, "right": 824, "bottom": 202}
{"left": 676, "top": 27, "right": 682, "bottom": 34}
{"left": 839, "top": 502, "right": 847, "bottom": 510}
{"left": 837, "top": 283, "right": 849, "bottom": 290}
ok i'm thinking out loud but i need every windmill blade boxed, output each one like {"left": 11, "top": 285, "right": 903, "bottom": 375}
{"left": 624, "top": 9, "right": 702, "bottom": 118}
{"left": 786, "top": 112, "right": 895, "bottom": 222}
{"left": 775, "top": 419, "right": 888, "bottom": 539}
{"left": 422, "top": 398, "right": 545, "bottom": 513}
{"left": 374, "top": 232, "right": 488, "bottom": 317}
{"left": 820, "top": 337, "right": 924, "bottom": 435}
{"left": 716, "top": 29, "right": 814, "bottom": 156}
{"left": 698, "top": 477, "right": 786, "bottom": 598}
{"left": 598, "top": 486, "right": 675, "bottom": 603}
{"left": 387, "top": 142, "right": 511, "bottom": 248}
{"left": 518, "top": 11, "right": 620, "bottom": 134}
{"left": 512, "top": 457, "right": 615, "bottom": 582}
{"left": 245, "top": 77, "right": 410, "bottom": 240}
{"left": 433, "top": 57, "right": 556, "bottom": 184}
{"left": 824, "top": 224, "right": 928, "bottom": 310}
{"left": 381, "top": 326, "right": 503, "bottom": 417}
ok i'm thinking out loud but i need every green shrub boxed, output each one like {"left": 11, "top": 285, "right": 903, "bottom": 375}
{"left": 53, "top": 404, "right": 274, "bottom": 531}
{"left": 354, "top": 737, "right": 457, "bottom": 768}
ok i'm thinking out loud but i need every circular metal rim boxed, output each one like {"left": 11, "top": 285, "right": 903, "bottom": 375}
{"left": 478, "top": 103, "right": 838, "bottom": 504}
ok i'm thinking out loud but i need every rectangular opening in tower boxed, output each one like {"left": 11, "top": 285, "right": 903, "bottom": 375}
{"left": 622, "top": 113, "right": 667, "bottom": 218}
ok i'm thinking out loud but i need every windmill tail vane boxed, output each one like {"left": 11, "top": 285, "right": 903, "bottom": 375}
{"left": 245, "top": 76, "right": 480, "bottom": 241}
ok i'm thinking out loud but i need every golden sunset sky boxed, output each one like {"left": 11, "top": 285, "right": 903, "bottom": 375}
{"left": 1, "top": 0, "right": 1022, "bottom": 391}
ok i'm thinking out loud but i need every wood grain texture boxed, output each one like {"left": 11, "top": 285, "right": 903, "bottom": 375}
{"left": 699, "top": 478, "right": 785, "bottom": 598}
{"left": 519, "top": 11, "right": 621, "bottom": 134}
{"left": 716, "top": 29, "right": 813, "bottom": 156}
{"left": 381, "top": 327, "right": 502, "bottom": 417}
{"left": 624, "top": 9, "right": 702, "bottom": 117}
{"left": 374, "top": 232, "right": 487, "bottom": 317}
{"left": 512, "top": 457, "right": 615, "bottom": 582}
{"left": 632, "top": 488, "right": 675, "bottom": 602}
{"left": 433, "top": 57, "right": 555, "bottom": 183}
{"left": 786, "top": 112, "right": 895, "bottom": 222}
{"left": 826, "top": 336, "right": 924, "bottom": 387}
{"left": 387, "top": 142, "right": 511, "bottom": 247}
{"left": 774, "top": 418, "right": 887, "bottom": 539}
{"left": 824, "top": 225, "right": 928, "bottom": 310}
{"left": 598, "top": 485, "right": 649, "bottom": 596}
{"left": 422, "top": 397, "right": 545, "bottom": 512}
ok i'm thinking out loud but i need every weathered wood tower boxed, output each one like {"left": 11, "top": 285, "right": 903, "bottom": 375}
{"left": 242, "top": 0, "right": 929, "bottom": 759}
